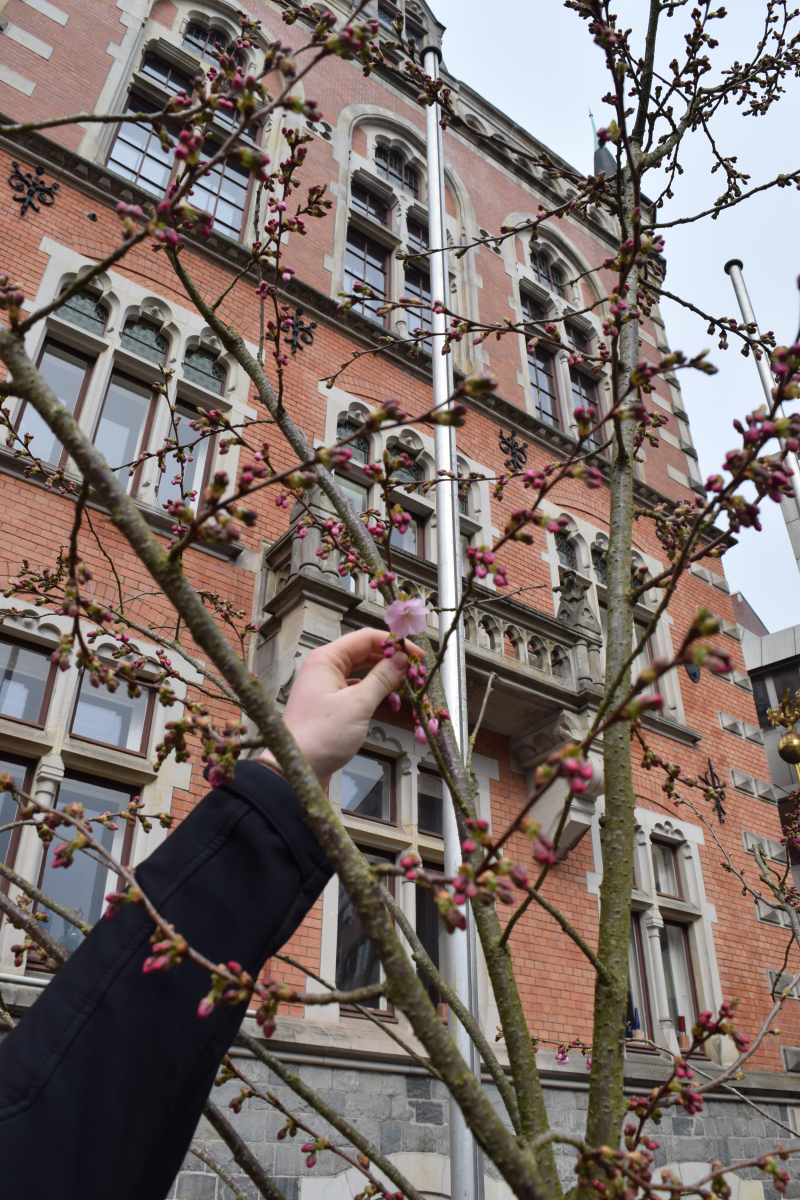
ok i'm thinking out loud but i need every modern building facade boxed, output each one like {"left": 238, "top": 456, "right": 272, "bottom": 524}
{"left": 0, "top": 1, "right": 798, "bottom": 1197}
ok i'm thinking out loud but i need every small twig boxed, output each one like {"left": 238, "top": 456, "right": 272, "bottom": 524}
{"left": 203, "top": 1099, "right": 287, "bottom": 1200}
{"left": 189, "top": 1141, "right": 252, "bottom": 1200}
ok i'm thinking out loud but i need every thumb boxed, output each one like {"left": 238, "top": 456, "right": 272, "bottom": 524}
{"left": 351, "top": 652, "right": 408, "bottom": 714}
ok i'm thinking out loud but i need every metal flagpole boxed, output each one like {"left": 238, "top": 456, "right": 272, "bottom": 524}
{"left": 724, "top": 258, "right": 800, "bottom": 575}
{"left": 422, "top": 43, "right": 484, "bottom": 1200}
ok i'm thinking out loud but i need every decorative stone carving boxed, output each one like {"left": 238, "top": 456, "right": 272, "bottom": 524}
{"left": 554, "top": 570, "right": 601, "bottom": 637}
{"left": 509, "top": 710, "right": 603, "bottom": 859}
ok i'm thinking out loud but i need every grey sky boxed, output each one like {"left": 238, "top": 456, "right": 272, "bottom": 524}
{"left": 433, "top": 0, "right": 800, "bottom": 633}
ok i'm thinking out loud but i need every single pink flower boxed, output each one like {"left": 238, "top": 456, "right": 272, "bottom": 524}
{"left": 385, "top": 596, "right": 429, "bottom": 638}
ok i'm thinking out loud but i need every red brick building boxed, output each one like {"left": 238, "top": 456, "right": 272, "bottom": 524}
{"left": 0, "top": 1, "right": 798, "bottom": 1195}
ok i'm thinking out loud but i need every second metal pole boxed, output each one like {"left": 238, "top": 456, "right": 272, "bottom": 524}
{"left": 423, "top": 44, "right": 483, "bottom": 1200}
{"left": 724, "top": 258, "right": 800, "bottom": 575}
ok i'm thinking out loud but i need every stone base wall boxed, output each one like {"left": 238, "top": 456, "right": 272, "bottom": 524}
{"left": 171, "top": 1060, "right": 800, "bottom": 1200}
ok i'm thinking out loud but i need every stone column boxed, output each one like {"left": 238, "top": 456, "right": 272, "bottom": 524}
{"left": 644, "top": 908, "right": 678, "bottom": 1052}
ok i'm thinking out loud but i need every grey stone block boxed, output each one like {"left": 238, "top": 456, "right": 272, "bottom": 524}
{"left": 299, "top": 1066, "right": 333, "bottom": 1092}
{"left": 225, "top": 1109, "right": 267, "bottom": 1143}
{"left": 221, "top": 1180, "right": 257, "bottom": 1200}
{"left": 351, "top": 1119, "right": 381, "bottom": 1147}
{"left": 360, "top": 1073, "right": 384, "bottom": 1095}
{"left": 431, "top": 1079, "right": 449, "bottom": 1100}
{"left": 406, "top": 1076, "right": 431, "bottom": 1099}
{"left": 390, "top": 1096, "right": 414, "bottom": 1121}
{"left": 274, "top": 1145, "right": 311, "bottom": 1176}
{"left": 381, "top": 1121, "right": 402, "bottom": 1155}
{"left": 402, "top": 1123, "right": 439, "bottom": 1153}
{"left": 333, "top": 1070, "right": 361, "bottom": 1092}
{"left": 672, "top": 1118, "right": 694, "bottom": 1136}
{"left": 575, "top": 1093, "right": 589, "bottom": 1110}
{"left": 274, "top": 1178, "right": 299, "bottom": 1200}
{"left": 176, "top": 1175, "right": 218, "bottom": 1200}
{"left": 412, "top": 1101, "right": 444, "bottom": 1126}
{"left": 369, "top": 1095, "right": 391, "bottom": 1120}
{"left": 344, "top": 1093, "right": 373, "bottom": 1118}
{"left": 383, "top": 1074, "right": 406, "bottom": 1096}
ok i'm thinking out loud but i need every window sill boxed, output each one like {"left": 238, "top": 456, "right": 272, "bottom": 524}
{"left": 60, "top": 737, "right": 159, "bottom": 785}
{"left": 0, "top": 715, "right": 55, "bottom": 758}
{"left": 176, "top": 375, "right": 231, "bottom": 412}
{"left": 44, "top": 314, "right": 110, "bottom": 357}
{"left": 348, "top": 208, "right": 402, "bottom": 249}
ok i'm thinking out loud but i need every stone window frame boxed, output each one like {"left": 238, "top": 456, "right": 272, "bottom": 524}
{"left": 588, "top": 804, "right": 729, "bottom": 1060}
{"left": 308, "top": 716, "right": 500, "bottom": 1035}
{"left": 15, "top": 240, "right": 255, "bottom": 520}
{"left": 512, "top": 230, "right": 606, "bottom": 431}
{"left": 539, "top": 502, "right": 687, "bottom": 726}
{"left": 0, "top": 598, "right": 197, "bottom": 976}
{"left": 319, "top": 386, "right": 494, "bottom": 600}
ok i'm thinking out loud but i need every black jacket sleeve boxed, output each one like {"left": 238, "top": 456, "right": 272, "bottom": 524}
{"left": 0, "top": 759, "right": 333, "bottom": 1200}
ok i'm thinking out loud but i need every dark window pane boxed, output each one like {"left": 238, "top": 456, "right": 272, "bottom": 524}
{"left": 566, "top": 325, "right": 590, "bottom": 354}
{"left": 120, "top": 317, "right": 167, "bottom": 364}
{"left": 659, "top": 922, "right": 696, "bottom": 1035}
{"left": 378, "top": 3, "right": 396, "bottom": 31}
{"left": 108, "top": 100, "right": 177, "bottom": 195}
{"left": 17, "top": 343, "right": 90, "bottom": 464}
{"left": 522, "top": 293, "right": 546, "bottom": 325}
{"left": 626, "top": 915, "right": 650, "bottom": 1039}
{"left": 335, "top": 849, "right": 389, "bottom": 1006}
{"left": 351, "top": 183, "right": 389, "bottom": 226}
{"left": 94, "top": 373, "right": 153, "bottom": 473}
{"left": 571, "top": 369, "right": 603, "bottom": 450}
{"left": 528, "top": 346, "right": 559, "bottom": 426}
{"left": 416, "top": 872, "right": 442, "bottom": 1006}
{"left": 592, "top": 547, "right": 608, "bottom": 585}
{"left": 752, "top": 675, "right": 771, "bottom": 728}
{"left": 408, "top": 219, "right": 428, "bottom": 253}
{"left": 37, "top": 775, "right": 132, "bottom": 952}
{"left": 551, "top": 264, "right": 566, "bottom": 296}
{"left": 771, "top": 667, "right": 800, "bottom": 709}
{"left": 58, "top": 288, "right": 106, "bottom": 335}
{"left": 345, "top": 227, "right": 387, "bottom": 319}
{"left": 341, "top": 753, "right": 391, "bottom": 821}
{"left": 183, "top": 346, "right": 224, "bottom": 394}
{"left": 192, "top": 155, "right": 249, "bottom": 239}
{"left": 72, "top": 673, "right": 149, "bottom": 751}
{"left": 183, "top": 23, "right": 229, "bottom": 64}
{"left": 418, "top": 770, "right": 443, "bottom": 835}
{"left": 404, "top": 164, "right": 419, "bottom": 198}
{"left": 140, "top": 53, "right": 193, "bottom": 95}
{"left": 158, "top": 405, "right": 210, "bottom": 507}
{"left": 0, "top": 756, "right": 29, "bottom": 865}
{"left": 0, "top": 639, "right": 51, "bottom": 724}
{"left": 652, "top": 843, "right": 680, "bottom": 896}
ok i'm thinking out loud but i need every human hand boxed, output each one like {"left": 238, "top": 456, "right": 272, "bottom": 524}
{"left": 258, "top": 628, "right": 411, "bottom": 790}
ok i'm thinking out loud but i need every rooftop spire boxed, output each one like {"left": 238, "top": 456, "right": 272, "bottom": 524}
{"left": 589, "top": 107, "right": 599, "bottom": 151}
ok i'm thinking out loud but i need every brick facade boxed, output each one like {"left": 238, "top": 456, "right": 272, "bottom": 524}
{"left": 0, "top": 0, "right": 798, "bottom": 1196}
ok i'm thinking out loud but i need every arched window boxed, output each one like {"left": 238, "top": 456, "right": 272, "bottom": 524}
{"left": 183, "top": 346, "right": 225, "bottom": 394}
{"left": 183, "top": 24, "right": 243, "bottom": 67}
{"left": 336, "top": 419, "right": 370, "bottom": 465}
{"left": 58, "top": 288, "right": 107, "bottom": 336}
{"left": 375, "top": 145, "right": 419, "bottom": 198}
{"left": 592, "top": 545, "right": 608, "bottom": 586}
{"left": 554, "top": 531, "right": 576, "bottom": 570}
{"left": 140, "top": 53, "right": 193, "bottom": 95}
{"left": 391, "top": 451, "right": 423, "bottom": 486}
{"left": 531, "top": 250, "right": 566, "bottom": 297}
{"left": 120, "top": 317, "right": 167, "bottom": 364}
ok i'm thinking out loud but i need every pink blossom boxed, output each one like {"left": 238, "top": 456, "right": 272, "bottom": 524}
{"left": 197, "top": 996, "right": 216, "bottom": 1018}
{"left": 414, "top": 724, "right": 428, "bottom": 745}
{"left": 555, "top": 1049, "right": 570, "bottom": 1065}
{"left": 385, "top": 596, "right": 429, "bottom": 638}
{"left": 388, "top": 692, "right": 401, "bottom": 713}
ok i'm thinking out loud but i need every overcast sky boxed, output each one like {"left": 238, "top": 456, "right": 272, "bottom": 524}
{"left": 433, "top": 0, "right": 800, "bottom": 633}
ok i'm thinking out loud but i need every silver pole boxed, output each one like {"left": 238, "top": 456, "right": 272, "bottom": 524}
{"left": 724, "top": 259, "right": 800, "bottom": 573}
{"left": 423, "top": 44, "right": 483, "bottom": 1200}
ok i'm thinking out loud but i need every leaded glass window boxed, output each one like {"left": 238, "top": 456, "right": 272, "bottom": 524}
{"left": 344, "top": 228, "right": 387, "bottom": 319}
{"left": 592, "top": 546, "right": 608, "bottom": 585}
{"left": 121, "top": 317, "right": 167, "bottom": 364}
{"left": 336, "top": 420, "right": 370, "bottom": 465}
{"left": 183, "top": 23, "right": 241, "bottom": 65}
{"left": 183, "top": 346, "right": 224, "bottom": 394}
{"left": 58, "top": 289, "right": 107, "bottom": 335}
{"left": 555, "top": 531, "right": 576, "bottom": 570}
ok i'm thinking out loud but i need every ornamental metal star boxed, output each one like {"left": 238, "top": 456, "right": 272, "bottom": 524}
{"left": 8, "top": 162, "right": 59, "bottom": 217}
